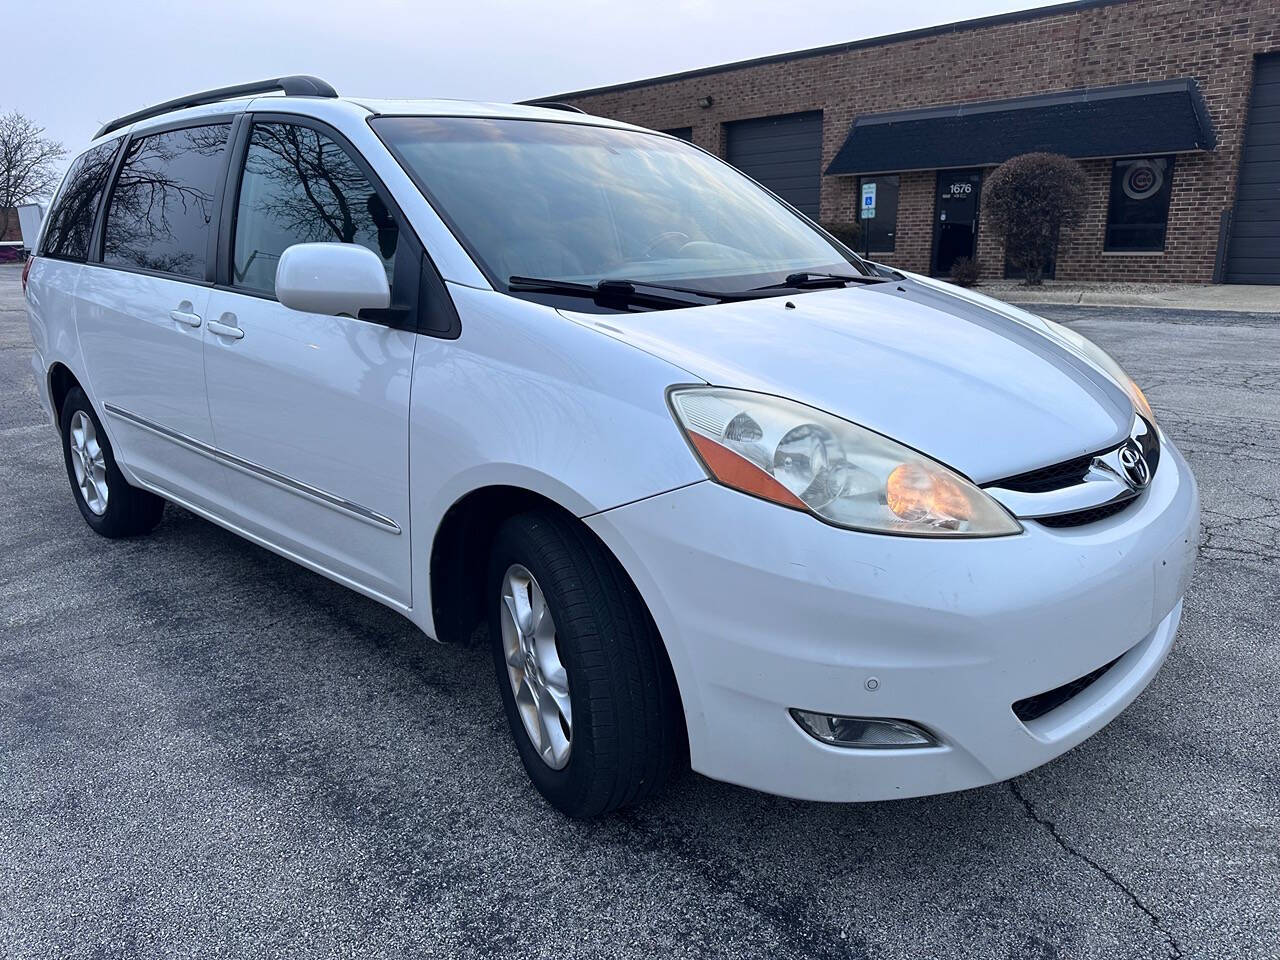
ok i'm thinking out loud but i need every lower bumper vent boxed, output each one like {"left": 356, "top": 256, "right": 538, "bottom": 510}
{"left": 1012, "top": 656, "right": 1122, "bottom": 723}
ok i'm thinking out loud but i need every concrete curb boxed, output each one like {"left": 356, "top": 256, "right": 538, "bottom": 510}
{"left": 976, "top": 284, "right": 1280, "bottom": 314}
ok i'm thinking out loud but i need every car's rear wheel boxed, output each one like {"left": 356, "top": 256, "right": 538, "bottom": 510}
{"left": 59, "top": 387, "right": 165, "bottom": 538}
{"left": 487, "top": 509, "right": 684, "bottom": 818}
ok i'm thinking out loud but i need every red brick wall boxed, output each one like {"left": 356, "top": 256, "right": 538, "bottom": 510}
{"left": 560, "top": 0, "right": 1280, "bottom": 282}
{"left": 887, "top": 172, "right": 935, "bottom": 269}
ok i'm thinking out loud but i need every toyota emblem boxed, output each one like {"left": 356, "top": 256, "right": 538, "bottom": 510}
{"left": 1118, "top": 441, "right": 1151, "bottom": 488}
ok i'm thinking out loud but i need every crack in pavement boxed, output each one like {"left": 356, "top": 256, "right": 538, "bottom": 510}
{"left": 1008, "top": 780, "right": 1187, "bottom": 960}
{"left": 613, "top": 808, "right": 870, "bottom": 960}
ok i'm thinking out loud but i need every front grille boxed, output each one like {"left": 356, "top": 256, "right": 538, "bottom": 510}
{"left": 1034, "top": 499, "right": 1134, "bottom": 528}
{"left": 1012, "top": 656, "right": 1122, "bottom": 723}
{"left": 995, "top": 451, "right": 1097, "bottom": 493}
{"left": 990, "top": 417, "right": 1160, "bottom": 529}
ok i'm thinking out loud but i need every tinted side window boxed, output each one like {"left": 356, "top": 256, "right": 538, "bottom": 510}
{"left": 233, "top": 122, "right": 397, "bottom": 295}
{"left": 40, "top": 139, "right": 122, "bottom": 261}
{"left": 103, "top": 124, "right": 230, "bottom": 279}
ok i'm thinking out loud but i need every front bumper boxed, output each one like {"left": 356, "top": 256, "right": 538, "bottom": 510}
{"left": 585, "top": 435, "right": 1199, "bottom": 802}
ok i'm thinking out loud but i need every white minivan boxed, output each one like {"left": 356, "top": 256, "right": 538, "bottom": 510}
{"left": 25, "top": 77, "right": 1198, "bottom": 818}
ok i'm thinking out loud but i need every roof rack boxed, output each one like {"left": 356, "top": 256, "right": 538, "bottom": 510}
{"left": 94, "top": 75, "right": 338, "bottom": 140}
{"left": 525, "top": 101, "right": 587, "bottom": 114}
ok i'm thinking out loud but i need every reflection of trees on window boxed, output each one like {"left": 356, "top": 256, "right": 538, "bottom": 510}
{"left": 102, "top": 124, "right": 228, "bottom": 278}
{"left": 233, "top": 123, "right": 395, "bottom": 294}
{"left": 41, "top": 138, "right": 122, "bottom": 261}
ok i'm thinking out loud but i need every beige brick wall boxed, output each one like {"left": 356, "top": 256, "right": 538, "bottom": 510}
{"left": 559, "top": 0, "right": 1280, "bottom": 282}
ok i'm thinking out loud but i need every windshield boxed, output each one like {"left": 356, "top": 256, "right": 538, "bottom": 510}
{"left": 371, "top": 116, "right": 865, "bottom": 297}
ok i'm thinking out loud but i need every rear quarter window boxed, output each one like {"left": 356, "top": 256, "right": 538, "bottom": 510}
{"left": 40, "top": 139, "right": 123, "bottom": 262}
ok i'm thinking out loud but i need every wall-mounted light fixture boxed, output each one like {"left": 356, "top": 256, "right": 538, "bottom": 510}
{"left": 698, "top": 96, "right": 714, "bottom": 109}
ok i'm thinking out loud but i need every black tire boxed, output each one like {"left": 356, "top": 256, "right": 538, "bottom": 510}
{"left": 487, "top": 509, "right": 685, "bottom": 818}
{"left": 59, "top": 386, "right": 165, "bottom": 538}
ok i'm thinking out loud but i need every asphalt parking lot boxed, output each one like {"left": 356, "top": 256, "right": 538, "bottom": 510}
{"left": 1, "top": 261, "right": 1277, "bottom": 959}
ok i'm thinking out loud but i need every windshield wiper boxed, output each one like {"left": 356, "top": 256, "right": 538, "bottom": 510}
{"left": 752, "top": 271, "right": 893, "bottom": 291}
{"left": 508, "top": 276, "right": 759, "bottom": 308}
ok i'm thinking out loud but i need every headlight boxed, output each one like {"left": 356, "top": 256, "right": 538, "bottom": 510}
{"left": 1042, "top": 319, "right": 1155, "bottom": 423}
{"left": 669, "top": 388, "right": 1021, "bottom": 537}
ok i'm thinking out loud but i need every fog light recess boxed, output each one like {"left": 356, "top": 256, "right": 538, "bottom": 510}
{"left": 790, "top": 709, "right": 936, "bottom": 749}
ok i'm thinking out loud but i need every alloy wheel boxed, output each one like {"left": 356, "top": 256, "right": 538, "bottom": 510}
{"left": 499, "top": 563, "right": 573, "bottom": 769}
{"left": 69, "top": 410, "right": 109, "bottom": 516}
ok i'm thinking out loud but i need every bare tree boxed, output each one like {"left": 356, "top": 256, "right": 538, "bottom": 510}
{"left": 0, "top": 111, "right": 66, "bottom": 240}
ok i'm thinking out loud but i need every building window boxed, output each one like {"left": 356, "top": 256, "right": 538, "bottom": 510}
{"left": 663, "top": 127, "right": 693, "bottom": 142}
{"left": 1105, "top": 157, "right": 1175, "bottom": 252}
{"left": 856, "top": 175, "right": 898, "bottom": 252}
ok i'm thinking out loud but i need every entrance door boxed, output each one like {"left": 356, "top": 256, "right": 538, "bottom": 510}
{"left": 932, "top": 169, "right": 983, "bottom": 276}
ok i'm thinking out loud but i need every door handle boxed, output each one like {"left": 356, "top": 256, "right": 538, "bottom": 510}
{"left": 208, "top": 315, "right": 244, "bottom": 340}
{"left": 169, "top": 308, "right": 202, "bottom": 327}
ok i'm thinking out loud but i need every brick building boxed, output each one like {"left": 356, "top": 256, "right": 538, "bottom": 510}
{"left": 544, "top": 0, "right": 1280, "bottom": 284}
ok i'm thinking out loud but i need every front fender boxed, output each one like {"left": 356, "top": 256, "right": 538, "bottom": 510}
{"left": 409, "top": 285, "right": 707, "bottom": 633}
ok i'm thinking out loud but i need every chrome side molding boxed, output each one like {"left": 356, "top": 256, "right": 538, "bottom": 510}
{"left": 103, "top": 402, "right": 402, "bottom": 534}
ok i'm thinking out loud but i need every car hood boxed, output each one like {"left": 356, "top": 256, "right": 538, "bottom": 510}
{"left": 561, "top": 274, "right": 1134, "bottom": 484}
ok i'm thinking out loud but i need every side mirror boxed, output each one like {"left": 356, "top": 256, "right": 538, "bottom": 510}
{"left": 275, "top": 243, "right": 391, "bottom": 318}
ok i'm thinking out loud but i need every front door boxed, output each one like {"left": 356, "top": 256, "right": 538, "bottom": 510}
{"left": 932, "top": 169, "right": 983, "bottom": 276}
{"left": 201, "top": 117, "right": 416, "bottom": 608}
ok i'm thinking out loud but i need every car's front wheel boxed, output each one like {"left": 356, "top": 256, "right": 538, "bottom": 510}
{"left": 487, "top": 509, "right": 685, "bottom": 818}
{"left": 59, "top": 387, "right": 165, "bottom": 538}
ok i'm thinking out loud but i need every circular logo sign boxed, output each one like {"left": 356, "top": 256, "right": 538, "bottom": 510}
{"left": 1122, "top": 160, "right": 1165, "bottom": 201}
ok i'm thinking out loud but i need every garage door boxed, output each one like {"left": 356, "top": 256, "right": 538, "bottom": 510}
{"left": 725, "top": 112, "right": 822, "bottom": 218}
{"left": 1227, "top": 54, "right": 1280, "bottom": 283}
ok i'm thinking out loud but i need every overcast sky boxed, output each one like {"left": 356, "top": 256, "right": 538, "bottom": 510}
{"left": 9, "top": 0, "right": 1061, "bottom": 163}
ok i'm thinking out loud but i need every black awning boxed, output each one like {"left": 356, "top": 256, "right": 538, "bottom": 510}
{"left": 826, "top": 79, "right": 1215, "bottom": 176}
